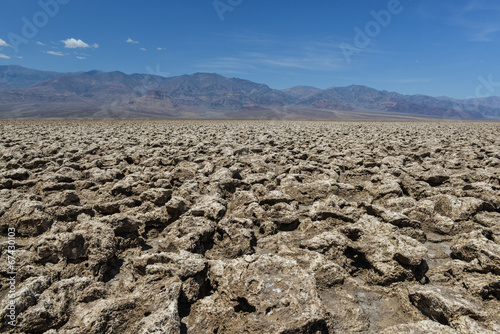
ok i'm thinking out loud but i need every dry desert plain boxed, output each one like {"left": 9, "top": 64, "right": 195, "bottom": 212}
{"left": 1, "top": 120, "right": 500, "bottom": 333}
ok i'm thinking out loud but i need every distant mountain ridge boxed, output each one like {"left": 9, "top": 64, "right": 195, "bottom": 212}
{"left": 0, "top": 65, "right": 499, "bottom": 120}
{"left": 0, "top": 65, "right": 67, "bottom": 91}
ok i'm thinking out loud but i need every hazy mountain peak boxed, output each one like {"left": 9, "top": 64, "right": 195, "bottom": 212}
{"left": 0, "top": 65, "right": 64, "bottom": 91}
{"left": 282, "top": 86, "right": 322, "bottom": 100}
{"left": 83, "top": 70, "right": 105, "bottom": 76}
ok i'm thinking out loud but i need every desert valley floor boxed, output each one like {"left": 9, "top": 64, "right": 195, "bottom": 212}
{"left": 0, "top": 120, "right": 500, "bottom": 333}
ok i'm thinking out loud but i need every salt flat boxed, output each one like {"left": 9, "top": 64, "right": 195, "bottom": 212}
{"left": 1, "top": 120, "right": 499, "bottom": 333}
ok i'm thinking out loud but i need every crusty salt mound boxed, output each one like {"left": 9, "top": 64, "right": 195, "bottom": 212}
{"left": 1, "top": 120, "right": 499, "bottom": 333}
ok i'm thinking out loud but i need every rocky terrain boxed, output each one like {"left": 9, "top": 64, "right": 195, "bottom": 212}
{"left": 0, "top": 120, "right": 499, "bottom": 333}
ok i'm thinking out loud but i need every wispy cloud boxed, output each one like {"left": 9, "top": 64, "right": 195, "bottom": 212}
{"left": 45, "top": 51, "right": 65, "bottom": 56}
{"left": 126, "top": 38, "right": 139, "bottom": 44}
{"left": 196, "top": 56, "right": 254, "bottom": 70}
{"left": 195, "top": 33, "right": 348, "bottom": 73}
{"left": 451, "top": 0, "right": 500, "bottom": 42}
{"left": 467, "top": 26, "right": 500, "bottom": 42}
{"left": 140, "top": 48, "right": 146, "bottom": 51}
{"left": 62, "top": 38, "right": 99, "bottom": 49}
{"left": 416, "top": 1, "right": 500, "bottom": 42}
{"left": 197, "top": 51, "right": 345, "bottom": 73}
{"left": 0, "top": 53, "right": 10, "bottom": 59}
{"left": 0, "top": 39, "right": 11, "bottom": 48}
{"left": 76, "top": 56, "right": 86, "bottom": 60}
{"left": 198, "top": 31, "right": 389, "bottom": 74}
{"left": 36, "top": 41, "right": 46, "bottom": 46}
{"left": 387, "top": 77, "right": 436, "bottom": 84}
{"left": 458, "top": 0, "right": 500, "bottom": 15}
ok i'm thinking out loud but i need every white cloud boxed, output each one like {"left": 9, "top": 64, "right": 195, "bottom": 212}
{"left": 36, "top": 41, "right": 46, "bottom": 46}
{"left": 126, "top": 38, "right": 139, "bottom": 44}
{"left": 45, "top": 51, "right": 65, "bottom": 56}
{"left": 157, "top": 47, "right": 165, "bottom": 50}
{"left": 0, "top": 39, "right": 11, "bottom": 48}
{"left": 140, "top": 48, "right": 147, "bottom": 51}
{"left": 62, "top": 38, "right": 89, "bottom": 48}
{"left": 61, "top": 38, "right": 98, "bottom": 49}
{"left": 76, "top": 56, "right": 86, "bottom": 60}
{"left": 0, "top": 53, "right": 10, "bottom": 59}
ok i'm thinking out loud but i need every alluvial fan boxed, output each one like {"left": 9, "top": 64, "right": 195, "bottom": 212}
{"left": 0, "top": 120, "right": 499, "bottom": 333}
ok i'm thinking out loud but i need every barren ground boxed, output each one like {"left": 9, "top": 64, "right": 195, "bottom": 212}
{"left": 1, "top": 120, "right": 499, "bottom": 333}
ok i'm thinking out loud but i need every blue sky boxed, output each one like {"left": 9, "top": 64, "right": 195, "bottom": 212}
{"left": 0, "top": 0, "right": 499, "bottom": 98}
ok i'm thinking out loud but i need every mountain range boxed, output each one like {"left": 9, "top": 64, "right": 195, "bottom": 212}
{"left": 1, "top": 65, "right": 499, "bottom": 120}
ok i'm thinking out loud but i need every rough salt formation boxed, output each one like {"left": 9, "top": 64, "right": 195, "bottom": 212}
{"left": 1, "top": 120, "right": 500, "bottom": 333}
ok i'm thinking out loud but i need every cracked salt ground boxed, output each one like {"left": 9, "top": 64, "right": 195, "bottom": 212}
{"left": 355, "top": 291, "right": 406, "bottom": 332}
{"left": 0, "top": 120, "right": 499, "bottom": 333}
{"left": 425, "top": 239, "right": 452, "bottom": 268}
{"left": 319, "top": 278, "right": 426, "bottom": 333}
